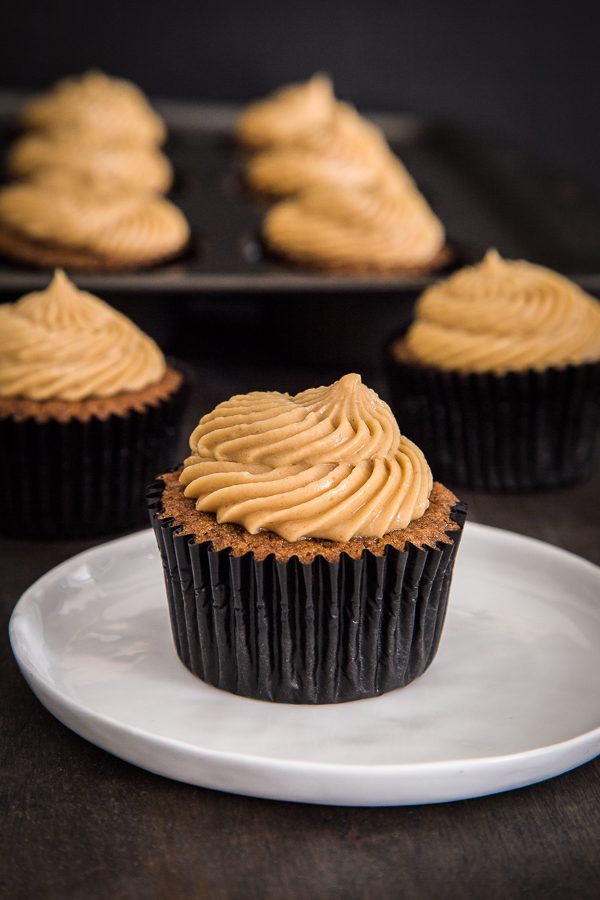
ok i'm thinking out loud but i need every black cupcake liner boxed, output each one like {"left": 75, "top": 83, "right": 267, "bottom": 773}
{"left": 0, "top": 367, "right": 189, "bottom": 539}
{"left": 385, "top": 352, "right": 600, "bottom": 491}
{"left": 147, "top": 478, "right": 467, "bottom": 704}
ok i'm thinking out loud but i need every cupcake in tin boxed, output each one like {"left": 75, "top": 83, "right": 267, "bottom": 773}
{"left": 0, "top": 176, "right": 190, "bottom": 270}
{"left": 245, "top": 102, "right": 413, "bottom": 197}
{"left": 6, "top": 132, "right": 174, "bottom": 194}
{"left": 148, "top": 373, "right": 466, "bottom": 704}
{"left": 0, "top": 270, "right": 188, "bottom": 538}
{"left": 263, "top": 178, "right": 449, "bottom": 274}
{"left": 20, "top": 70, "right": 166, "bottom": 147}
{"left": 235, "top": 73, "right": 336, "bottom": 150}
{"left": 387, "top": 250, "right": 600, "bottom": 490}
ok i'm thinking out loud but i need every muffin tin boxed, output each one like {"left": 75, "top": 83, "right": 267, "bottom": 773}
{"left": 0, "top": 91, "right": 599, "bottom": 294}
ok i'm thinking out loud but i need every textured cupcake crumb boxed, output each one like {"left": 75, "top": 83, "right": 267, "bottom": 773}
{"left": 157, "top": 470, "right": 460, "bottom": 562}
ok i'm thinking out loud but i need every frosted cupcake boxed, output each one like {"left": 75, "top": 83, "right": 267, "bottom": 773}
{"left": 147, "top": 373, "right": 466, "bottom": 704}
{"left": 6, "top": 132, "right": 174, "bottom": 194}
{"left": 235, "top": 73, "right": 336, "bottom": 150}
{"left": 20, "top": 70, "right": 166, "bottom": 146}
{"left": 0, "top": 177, "right": 189, "bottom": 270}
{"left": 387, "top": 250, "right": 600, "bottom": 489}
{"left": 245, "top": 102, "right": 413, "bottom": 197}
{"left": 263, "top": 179, "right": 448, "bottom": 274}
{"left": 0, "top": 270, "right": 187, "bottom": 537}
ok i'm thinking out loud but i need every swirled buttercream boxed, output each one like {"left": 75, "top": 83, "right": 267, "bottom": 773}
{"left": 405, "top": 250, "right": 600, "bottom": 372}
{"left": 180, "top": 373, "right": 432, "bottom": 542}
{"left": 0, "top": 270, "right": 166, "bottom": 401}
{"left": 235, "top": 74, "right": 336, "bottom": 148}
{"left": 0, "top": 179, "right": 189, "bottom": 265}
{"left": 21, "top": 71, "right": 166, "bottom": 145}
{"left": 263, "top": 180, "right": 445, "bottom": 271}
{"left": 7, "top": 132, "right": 173, "bottom": 193}
{"left": 246, "top": 102, "right": 412, "bottom": 196}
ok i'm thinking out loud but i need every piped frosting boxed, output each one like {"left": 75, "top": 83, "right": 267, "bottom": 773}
{"left": 235, "top": 74, "right": 336, "bottom": 149}
{"left": 180, "top": 373, "right": 432, "bottom": 542}
{"left": 405, "top": 250, "right": 600, "bottom": 372}
{"left": 263, "top": 180, "right": 445, "bottom": 271}
{"left": 20, "top": 70, "right": 166, "bottom": 145}
{"left": 0, "top": 270, "right": 166, "bottom": 400}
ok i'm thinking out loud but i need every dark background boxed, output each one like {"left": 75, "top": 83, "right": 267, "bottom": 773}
{"left": 2, "top": 0, "right": 600, "bottom": 188}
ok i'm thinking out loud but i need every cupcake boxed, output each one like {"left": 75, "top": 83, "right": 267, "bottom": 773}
{"left": 244, "top": 102, "right": 413, "bottom": 197}
{"left": 20, "top": 70, "right": 166, "bottom": 146}
{"left": 263, "top": 178, "right": 448, "bottom": 274}
{"left": 147, "top": 373, "right": 466, "bottom": 704}
{"left": 0, "top": 176, "right": 190, "bottom": 270}
{"left": 235, "top": 73, "right": 336, "bottom": 150}
{"left": 387, "top": 250, "right": 600, "bottom": 490}
{"left": 0, "top": 270, "right": 188, "bottom": 538}
{"left": 6, "top": 132, "right": 174, "bottom": 194}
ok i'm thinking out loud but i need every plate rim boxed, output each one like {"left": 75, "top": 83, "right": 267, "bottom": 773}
{"left": 8, "top": 522, "right": 600, "bottom": 796}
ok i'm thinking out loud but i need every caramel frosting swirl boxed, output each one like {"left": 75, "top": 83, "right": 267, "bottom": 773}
{"left": 0, "top": 179, "right": 190, "bottom": 266}
{"left": 21, "top": 71, "right": 166, "bottom": 146}
{"left": 235, "top": 74, "right": 336, "bottom": 149}
{"left": 7, "top": 133, "right": 173, "bottom": 193}
{"left": 180, "top": 373, "right": 432, "bottom": 542}
{"left": 246, "top": 102, "right": 412, "bottom": 196}
{"left": 263, "top": 180, "right": 445, "bottom": 271}
{"left": 0, "top": 270, "right": 166, "bottom": 401}
{"left": 406, "top": 250, "right": 600, "bottom": 372}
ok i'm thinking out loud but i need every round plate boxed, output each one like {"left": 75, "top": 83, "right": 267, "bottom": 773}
{"left": 9, "top": 523, "right": 600, "bottom": 806}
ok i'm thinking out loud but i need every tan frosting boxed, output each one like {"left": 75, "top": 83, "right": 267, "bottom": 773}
{"left": 21, "top": 71, "right": 166, "bottom": 144}
{"left": 263, "top": 180, "right": 445, "bottom": 270}
{"left": 7, "top": 133, "right": 173, "bottom": 193}
{"left": 246, "top": 102, "right": 413, "bottom": 196}
{"left": 0, "top": 270, "right": 166, "bottom": 401}
{"left": 0, "top": 179, "right": 190, "bottom": 265}
{"left": 180, "top": 373, "right": 432, "bottom": 542}
{"left": 21, "top": 71, "right": 166, "bottom": 145}
{"left": 235, "top": 74, "right": 336, "bottom": 148}
{"left": 406, "top": 250, "right": 600, "bottom": 372}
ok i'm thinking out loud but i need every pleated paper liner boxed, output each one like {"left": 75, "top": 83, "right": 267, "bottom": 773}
{"left": 385, "top": 351, "right": 600, "bottom": 491}
{"left": 147, "top": 478, "right": 467, "bottom": 705}
{"left": 0, "top": 366, "right": 189, "bottom": 539}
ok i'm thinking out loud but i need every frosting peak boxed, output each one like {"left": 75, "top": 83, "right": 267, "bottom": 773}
{"left": 0, "top": 270, "right": 166, "bottom": 401}
{"left": 181, "top": 375, "right": 432, "bottom": 542}
{"left": 21, "top": 70, "right": 166, "bottom": 146}
{"left": 405, "top": 251, "right": 600, "bottom": 372}
{"left": 235, "top": 74, "right": 336, "bottom": 148}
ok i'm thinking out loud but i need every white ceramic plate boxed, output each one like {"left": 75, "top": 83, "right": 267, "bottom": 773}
{"left": 9, "top": 523, "right": 600, "bottom": 806}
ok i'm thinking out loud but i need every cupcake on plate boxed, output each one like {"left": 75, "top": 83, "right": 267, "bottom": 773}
{"left": 235, "top": 73, "right": 336, "bottom": 150}
{"left": 20, "top": 70, "right": 166, "bottom": 147}
{"left": 0, "top": 270, "right": 188, "bottom": 538}
{"left": 387, "top": 250, "right": 600, "bottom": 490}
{"left": 6, "top": 131, "right": 174, "bottom": 194}
{"left": 263, "top": 178, "right": 449, "bottom": 274}
{"left": 0, "top": 176, "right": 190, "bottom": 270}
{"left": 245, "top": 101, "right": 413, "bottom": 197}
{"left": 147, "top": 373, "right": 466, "bottom": 704}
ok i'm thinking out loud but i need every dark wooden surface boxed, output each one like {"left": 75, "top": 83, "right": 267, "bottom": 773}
{"left": 2, "top": 359, "right": 599, "bottom": 900}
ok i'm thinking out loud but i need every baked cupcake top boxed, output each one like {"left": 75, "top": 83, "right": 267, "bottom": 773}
{"left": 0, "top": 177, "right": 190, "bottom": 266}
{"left": 263, "top": 180, "right": 445, "bottom": 271}
{"left": 245, "top": 102, "right": 412, "bottom": 196}
{"left": 404, "top": 250, "right": 600, "bottom": 373}
{"left": 7, "top": 132, "right": 173, "bottom": 194}
{"left": 179, "top": 373, "right": 432, "bottom": 542}
{"left": 0, "top": 270, "right": 166, "bottom": 401}
{"left": 20, "top": 71, "right": 166, "bottom": 146}
{"left": 235, "top": 74, "right": 335, "bottom": 149}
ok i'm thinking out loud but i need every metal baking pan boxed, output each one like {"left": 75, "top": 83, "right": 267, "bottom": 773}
{"left": 0, "top": 90, "right": 599, "bottom": 296}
